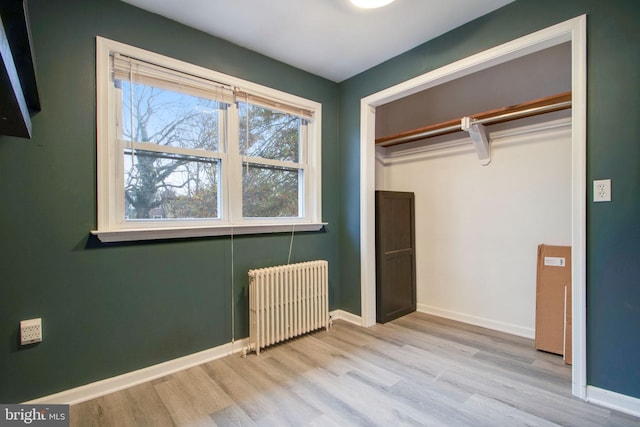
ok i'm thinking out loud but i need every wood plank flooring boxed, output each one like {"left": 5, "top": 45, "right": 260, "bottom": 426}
{"left": 70, "top": 313, "right": 639, "bottom": 426}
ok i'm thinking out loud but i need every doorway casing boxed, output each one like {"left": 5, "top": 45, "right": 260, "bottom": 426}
{"left": 359, "top": 15, "right": 587, "bottom": 399}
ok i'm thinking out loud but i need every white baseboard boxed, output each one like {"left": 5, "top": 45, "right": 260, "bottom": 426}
{"left": 21, "top": 316, "right": 639, "bottom": 421}
{"left": 330, "top": 309, "right": 362, "bottom": 326}
{"left": 417, "top": 304, "right": 535, "bottom": 339}
{"left": 587, "top": 386, "right": 640, "bottom": 418}
{"left": 24, "top": 338, "right": 249, "bottom": 406}
{"left": 24, "top": 311, "right": 361, "bottom": 406}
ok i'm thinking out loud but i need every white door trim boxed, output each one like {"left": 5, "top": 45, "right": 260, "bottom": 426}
{"left": 359, "top": 15, "right": 587, "bottom": 399}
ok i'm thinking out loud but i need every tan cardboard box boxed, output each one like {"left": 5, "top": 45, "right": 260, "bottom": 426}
{"left": 535, "top": 244, "right": 572, "bottom": 358}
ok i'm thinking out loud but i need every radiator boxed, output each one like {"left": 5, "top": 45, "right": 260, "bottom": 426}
{"left": 247, "top": 260, "right": 329, "bottom": 355}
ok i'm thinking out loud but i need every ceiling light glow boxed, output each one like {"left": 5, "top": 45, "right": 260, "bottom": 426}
{"left": 350, "top": 0, "right": 396, "bottom": 9}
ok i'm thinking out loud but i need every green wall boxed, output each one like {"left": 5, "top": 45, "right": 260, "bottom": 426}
{"left": 2, "top": 0, "right": 639, "bottom": 405}
{"left": 338, "top": 0, "right": 640, "bottom": 399}
{"left": 0, "top": 0, "right": 339, "bottom": 402}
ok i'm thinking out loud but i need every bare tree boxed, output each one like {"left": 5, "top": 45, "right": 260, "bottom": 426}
{"left": 121, "top": 83, "right": 219, "bottom": 219}
{"left": 120, "top": 82, "right": 301, "bottom": 220}
{"left": 239, "top": 103, "right": 301, "bottom": 217}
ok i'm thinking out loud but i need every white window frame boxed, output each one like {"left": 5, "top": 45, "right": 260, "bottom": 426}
{"left": 93, "top": 37, "right": 324, "bottom": 242}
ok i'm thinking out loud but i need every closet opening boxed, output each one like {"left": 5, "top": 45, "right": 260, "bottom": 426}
{"left": 359, "top": 16, "right": 586, "bottom": 399}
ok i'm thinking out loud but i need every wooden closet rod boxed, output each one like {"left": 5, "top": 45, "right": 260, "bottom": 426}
{"left": 376, "top": 91, "right": 572, "bottom": 147}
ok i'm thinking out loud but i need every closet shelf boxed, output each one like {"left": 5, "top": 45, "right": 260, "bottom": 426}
{"left": 375, "top": 91, "right": 572, "bottom": 147}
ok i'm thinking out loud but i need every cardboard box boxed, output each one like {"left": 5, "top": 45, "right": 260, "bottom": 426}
{"left": 535, "top": 244, "right": 571, "bottom": 360}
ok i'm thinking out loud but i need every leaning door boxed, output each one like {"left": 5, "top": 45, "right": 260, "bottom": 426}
{"left": 375, "top": 191, "right": 417, "bottom": 323}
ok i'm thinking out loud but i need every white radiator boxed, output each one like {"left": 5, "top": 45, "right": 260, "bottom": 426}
{"left": 248, "top": 260, "right": 329, "bottom": 355}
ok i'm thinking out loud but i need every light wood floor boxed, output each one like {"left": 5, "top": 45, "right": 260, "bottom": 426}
{"left": 70, "top": 313, "right": 639, "bottom": 426}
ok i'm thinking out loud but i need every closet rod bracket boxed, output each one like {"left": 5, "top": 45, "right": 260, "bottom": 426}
{"left": 461, "top": 117, "right": 490, "bottom": 166}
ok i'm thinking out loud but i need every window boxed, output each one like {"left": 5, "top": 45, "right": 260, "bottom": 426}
{"left": 237, "top": 100, "right": 306, "bottom": 218}
{"left": 94, "top": 37, "right": 323, "bottom": 242}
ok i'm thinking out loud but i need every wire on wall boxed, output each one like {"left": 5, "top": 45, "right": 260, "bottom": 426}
{"left": 287, "top": 225, "right": 296, "bottom": 265}
{"left": 230, "top": 226, "right": 235, "bottom": 347}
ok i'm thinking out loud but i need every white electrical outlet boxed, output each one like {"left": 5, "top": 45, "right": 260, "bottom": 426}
{"left": 593, "top": 179, "right": 612, "bottom": 202}
{"left": 20, "top": 318, "right": 42, "bottom": 345}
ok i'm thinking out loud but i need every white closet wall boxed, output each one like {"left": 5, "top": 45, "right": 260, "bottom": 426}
{"left": 376, "top": 118, "right": 571, "bottom": 337}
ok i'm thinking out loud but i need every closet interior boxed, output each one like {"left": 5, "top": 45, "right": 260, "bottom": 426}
{"left": 373, "top": 42, "right": 573, "bottom": 344}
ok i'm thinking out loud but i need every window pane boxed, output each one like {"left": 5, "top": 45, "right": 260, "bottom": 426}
{"left": 119, "top": 80, "right": 221, "bottom": 152}
{"left": 242, "top": 164, "right": 299, "bottom": 218}
{"left": 238, "top": 103, "right": 301, "bottom": 162}
{"left": 124, "top": 150, "right": 220, "bottom": 220}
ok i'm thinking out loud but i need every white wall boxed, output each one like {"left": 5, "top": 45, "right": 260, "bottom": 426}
{"left": 376, "top": 117, "right": 571, "bottom": 338}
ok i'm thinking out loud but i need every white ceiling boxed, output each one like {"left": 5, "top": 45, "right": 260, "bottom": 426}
{"left": 122, "top": 0, "right": 515, "bottom": 82}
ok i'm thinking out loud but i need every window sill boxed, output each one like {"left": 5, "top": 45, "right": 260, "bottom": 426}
{"left": 91, "top": 223, "right": 326, "bottom": 243}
